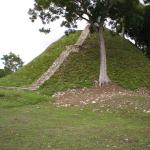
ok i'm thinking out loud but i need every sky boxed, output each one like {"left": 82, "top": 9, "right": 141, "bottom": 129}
{"left": 0, "top": 0, "right": 86, "bottom": 68}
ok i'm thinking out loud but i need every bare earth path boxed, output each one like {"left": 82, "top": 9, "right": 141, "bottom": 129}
{"left": 53, "top": 84, "right": 150, "bottom": 108}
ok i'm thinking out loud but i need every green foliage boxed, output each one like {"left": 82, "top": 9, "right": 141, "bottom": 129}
{"left": 125, "top": 4, "right": 150, "bottom": 58}
{"left": 30, "top": 0, "right": 140, "bottom": 32}
{"left": 0, "top": 31, "right": 149, "bottom": 92}
{"left": 0, "top": 32, "right": 80, "bottom": 86}
{"left": 0, "top": 69, "right": 5, "bottom": 78}
{"left": 1, "top": 52, "right": 24, "bottom": 72}
{"left": 144, "top": 0, "right": 150, "bottom": 4}
{"left": 0, "top": 69, "right": 10, "bottom": 78}
{"left": 39, "top": 31, "right": 150, "bottom": 96}
{"left": 0, "top": 31, "right": 150, "bottom": 91}
{"left": 37, "top": 0, "right": 150, "bottom": 59}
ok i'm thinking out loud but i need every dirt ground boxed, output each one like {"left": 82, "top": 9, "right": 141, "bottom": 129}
{"left": 53, "top": 83, "right": 150, "bottom": 107}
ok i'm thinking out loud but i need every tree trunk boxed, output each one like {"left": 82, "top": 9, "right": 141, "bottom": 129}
{"left": 120, "top": 25, "right": 125, "bottom": 38}
{"left": 120, "top": 18, "right": 125, "bottom": 38}
{"left": 98, "top": 23, "right": 111, "bottom": 86}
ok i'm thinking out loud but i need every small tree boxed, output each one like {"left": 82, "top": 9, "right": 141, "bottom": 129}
{"left": 1, "top": 52, "right": 24, "bottom": 72}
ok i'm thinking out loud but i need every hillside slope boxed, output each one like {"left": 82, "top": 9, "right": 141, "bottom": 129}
{"left": 0, "top": 32, "right": 81, "bottom": 87}
{"left": 0, "top": 30, "right": 150, "bottom": 94}
{"left": 39, "top": 31, "right": 150, "bottom": 95}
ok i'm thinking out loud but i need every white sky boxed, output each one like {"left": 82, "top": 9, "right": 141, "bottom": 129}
{"left": 0, "top": 0, "right": 86, "bottom": 68}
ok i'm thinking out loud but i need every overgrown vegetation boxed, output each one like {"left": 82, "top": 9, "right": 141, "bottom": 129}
{"left": 1, "top": 52, "right": 24, "bottom": 73}
{"left": 0, "top": 69, "right": 10, "bottom": 78}
{"left": 0, "top": 32, "right": 80, "bottom": 87}
{"left": 0, "top": 30, "right": 149, "bottom": 150}
{"left": 0, "top": 1, "right": 149, "bottom": 148}
{"left": 0, "top": 30, "right": 150, "bottom": 95}
{"left": 40, "top": 31, "right": 150, "bottom": 96}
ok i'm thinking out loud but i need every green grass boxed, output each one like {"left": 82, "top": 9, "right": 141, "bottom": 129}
{"left": 0, "top": 96, "right": 150, "bottom": 150}
{"left": 0, "top": 32, "right": 81, "bottom": 87}
{"left": 0, "top": 90, "right": 49, "bottom": 108}
{"left": 0, "top": 30, "right": 150, "bottom": 150}
{"left": 0, "top": 30, "right": 149, "bottom": 93}
{"left": 40, "top": 31, "right": 150, "bottom": 96}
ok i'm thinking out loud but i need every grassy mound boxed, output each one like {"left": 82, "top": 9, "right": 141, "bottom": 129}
{"left": 0, "top": 30, "right": 149, "bottom": 94}
{"left": 40, "top": 31, "right": 150, "bottom": 96}
{"left": 0, "top": 32, "right": 81, "bottom": 87}
{"left": 0, "top": 29, "right": 149, "bottom": 150}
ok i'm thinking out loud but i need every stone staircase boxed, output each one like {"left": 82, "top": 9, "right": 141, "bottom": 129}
{"left": 29, "top": 25, "right": 90, "bottom": 90}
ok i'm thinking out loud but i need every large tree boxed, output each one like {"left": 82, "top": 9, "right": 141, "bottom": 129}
{"left": 29, "top": 0, "right": 140, "bottom": 86}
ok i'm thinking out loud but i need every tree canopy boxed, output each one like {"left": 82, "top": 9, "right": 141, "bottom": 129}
{"left": 124, "top": 4, "right": 150, "bottom": 58}
{"left": 29, "top": 0, "right": 147, "bottom": 86}
{"left": 1, "top": 52, "right": 24, "bottom": 73}
{"left": 144, "top": 0, "right": 150, "bottom": 4}
{"left": 29, "top": 0, "right": 140, "bottom": 32}
{"left": 0, "top": 69, "right": 7, "bottom": 78}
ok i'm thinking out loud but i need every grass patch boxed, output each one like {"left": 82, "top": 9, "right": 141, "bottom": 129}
{"left": 0, "top": 32, "right": 81, "bottom": 87}
{"left": 0, "top": 90, "right": 49, "bottom": 108}
{"left": 0, "top": 29, "right": 149, "bottom": 149}
{"left": 40, "top": 31, "right": 150, "bottom": 96}
{"left": 106, "top": 33, "right": 150, "bottom": 89}
{"left": 0, "top": 30, "right": 149, "bottom": 95}
{"left": 84, "top": 95, "right": 150, "bottom": 114}
{"left": 0, "top": 100, "right": 149, "bottom": 150}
